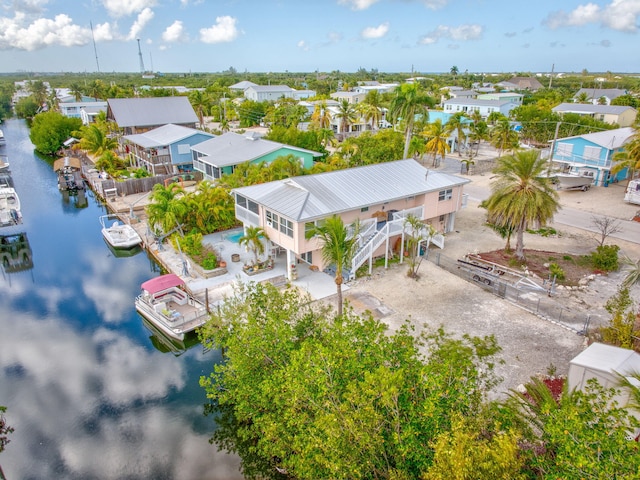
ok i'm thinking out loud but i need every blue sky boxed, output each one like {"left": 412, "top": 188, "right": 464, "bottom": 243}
{"left": 0, "top": 0, "right": 639, "bottom": 74}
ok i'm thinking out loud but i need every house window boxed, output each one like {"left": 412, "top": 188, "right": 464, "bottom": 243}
{"left": 247, "top": 200, "right": 259, "bottom": 215}
{"left": 301, "top": 252, "right": 312, "bottom": 263}
{"left": 438, "top": 189, "right": 453, "bottom": 201}
{"left": 305, "top": 222, "right": 315, "bottom": 236}
{"left": 266, "top": 210, "right": 279, "bottom": 228}
{"left": 279, "top": 217, "right": 293, "bottom": 237}
{"left": 556, "top": 142, "right": 573, "bottom": 157}
{"left": 361, "top": 206, "right": 369, "bottom": 212}
{"left": 583, "top": 146, "right": 602, "bottom": 161}
{"left": 236, "top": 194, "right": 247, "bottom": 209}
{"left": 439, "top": 215, "right": 445, "bottom": 222}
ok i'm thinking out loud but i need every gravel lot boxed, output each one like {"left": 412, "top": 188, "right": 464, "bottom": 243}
{"left": 343, "top": 173, "right": 640, "bottom": 398}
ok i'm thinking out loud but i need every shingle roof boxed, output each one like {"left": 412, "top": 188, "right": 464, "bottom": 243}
{"left": 107, "top": 97, "right": 198, "bottom": 128}
{"left": 123, "top": 124, "right": 212, "bottom": 148}
{"left": 232, "top": 159, "right": 470, "bottom": 222}
{"left": 191, "top": 132, "right": 322, "bottom": 167}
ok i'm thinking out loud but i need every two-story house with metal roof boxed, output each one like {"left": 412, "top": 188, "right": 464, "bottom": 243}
{"left": 106, "top": 97, "right": 199, "bottom": 135}
{"left": 231, "top": 159, "right": 469, "bottom": 281}
{"left": 550, "top": 127, "right": 635, "bottom": 186}
{"left": 122, "top": 124, "right": 215, "bottom": 175}
{"left": 552, "top": 103, "right": 637, "bottom": 127}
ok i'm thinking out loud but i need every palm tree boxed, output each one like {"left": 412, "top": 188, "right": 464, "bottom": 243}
{"left": 403, "top": 214, "right": 435, "bottom": 279}
{"left": 69, "top": 83, "right": 84, "bottom": 101}
{"left": 620, "top": 255, "right": 640, "bottom": 289}
{"left": 305, "top": 216, "right": 359, "bottom": 317}
{"left": 146, "top": 183, "right": 187, "bottom": 235}
{"left": 189, "top": 90, "right": 211, "bottom": 128}
{"left": 310, "top": 102, "right": 332, "bottom": 130}
{"left": 445, "top": 112, "right": 467, "bottom": 157}
{"left": 490, "top": 118, "right": 519, "bottom": 157}
{"left": 450, "top": 65, "right": 459, "bottom": 77}
{"left": 357, "top": 102, "right": 382, "bottom": 131}
{"left": 389, "top": 83, "right": 435, "bottom": 159}
{"left": 238, "top": 226, "right": 270, "bottom": 263}
{"left": 611, "top": 130, "right": 640, "bottom": 188}
{"left": 87, "top": 79, "right": 105, "bottom": 101}
{"left": 422, "top": 119, "right": 450, "bottom": 167}
{"left": 335, "top": 99, "right": 357, "bottom": 135}
{"left": 28, "top": 80, "right": 48, "bottom": 109}
{"left": 468, "top": 120, "right": 489, "bottom": 157}
{"left": 76, "top": 124, "right": 118, "bottom": 157}
{"left": 483, "top": 149, "right": 560, "bottom": 260}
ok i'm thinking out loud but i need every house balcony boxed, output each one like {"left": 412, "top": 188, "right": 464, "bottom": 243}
{"left": 552, "top": 154, "right": 611, "bottom": 169}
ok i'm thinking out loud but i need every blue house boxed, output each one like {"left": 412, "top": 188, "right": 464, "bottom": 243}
{"left": 191, "top": 131, "right": 323, "bottom": 181}
{"left": 123, "top": 124, "right": 215, "bottom": 175}
{"left": 550, "top": 127, "right": 635, "bottom": 186}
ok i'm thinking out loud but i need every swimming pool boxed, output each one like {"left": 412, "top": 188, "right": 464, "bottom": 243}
{"left": 226, "top": 230, "right": 244, "bottom": 243}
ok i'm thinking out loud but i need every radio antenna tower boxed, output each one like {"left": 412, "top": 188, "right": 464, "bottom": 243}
{"left": 90, "top": 21, "right": 100, "bottom": 72}
{"left": 137, "top": 38, "right": 145, "bottom": 74}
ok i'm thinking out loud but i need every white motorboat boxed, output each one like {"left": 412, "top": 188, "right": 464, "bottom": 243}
{"left": 0, "top": 187, "right": 22, "bottom": 226}
{"left": 100, "top": 214, "right": 142, "bottom": 249}
{"left": 0, "top": 156, "right": 9, "bottom": 171}
{"left": 135, "top": 273, "right": 211, "bottom": 340}
{"left": 548, "top": 170, "right": 595, "bottom": 191}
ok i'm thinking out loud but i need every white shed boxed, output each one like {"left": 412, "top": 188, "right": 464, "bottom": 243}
{"left": 568, "top": 342, "right": 640, "bottom": 408}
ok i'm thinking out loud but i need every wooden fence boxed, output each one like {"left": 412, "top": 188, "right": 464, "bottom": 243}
{"left": 97, "top": 172, "right": 203, "bottom": 197}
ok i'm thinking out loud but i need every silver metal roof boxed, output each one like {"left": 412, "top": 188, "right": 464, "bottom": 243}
{"left": 233, "top": 159, "right": 470, "bottom": 222}
{"left": 123, "top": 124, "right": 213, "bottom": 148}
{"left": 107, "top": 97, "right": 198, "bottom": 128}
{"left": 552, "top": 103, "right": 635, "bottom": 114}
{"left": 444, "top": 98, "right": 514, "bottom": 107}
{"left": 191, "top": 132, "right": 322, "bottom": 168}
{"left": 556, "top": 126, "right": 635, "bottom": 150}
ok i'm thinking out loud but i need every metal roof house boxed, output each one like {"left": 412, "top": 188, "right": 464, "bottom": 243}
{"left": 191, "top": 131, "right": 323, "bottom": 181}
{"left": 552, "top": 103, "right": 637, "bottom": 127}
{"left": 443, "top": 98, "right": 519, "bottom": 119}
{"left": 232, "top": 159, "right": 469, "bottom": 281}
{"left": 550, "top": 127, "right": 635, "bottom": 186}
{"left": 573, "top": 88, "right": 627, "bottom": 105}
{"left": 106, "top": 97, "right": 199, "bottom": 135}
{"left": 123, "top": 124, "right": 215, "bottom": 175}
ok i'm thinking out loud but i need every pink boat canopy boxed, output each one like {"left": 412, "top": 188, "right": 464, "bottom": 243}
{"left": 140, "top": 274, "right": 185, "bottom": 294}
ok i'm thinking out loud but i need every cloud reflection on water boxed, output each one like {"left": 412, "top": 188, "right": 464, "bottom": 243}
{"left": 0, "top": 304, "right": 242, "bottom": 479}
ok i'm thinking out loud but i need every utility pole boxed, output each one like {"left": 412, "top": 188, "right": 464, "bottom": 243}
{"left": 90, "top": 21, "right": 100, "bottom": 72}
{"left": 548, "top": 63, "right": 554, "bottom": 89}
{"left": 137, "top": 38, "right": 145, "bottom": 74}
{"left": 547, "top": 121, "right": 561, "bottom": 176}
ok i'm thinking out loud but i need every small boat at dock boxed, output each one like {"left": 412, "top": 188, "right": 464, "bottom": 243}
{"left": 135, "top": 273, "right": 211, "bottom": 340}
{"left": 100, "top": 214, "right": 142, "bottom": 249}
{"left": 0, "top": 129, "right": 5, "bottom": 146}
{"left": 0, "top": 186, "right": 22, "bottom": 226}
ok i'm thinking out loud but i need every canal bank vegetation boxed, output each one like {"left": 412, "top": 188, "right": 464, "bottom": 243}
{"left": 199, "top": 282, "right": 640, "bottom": 479}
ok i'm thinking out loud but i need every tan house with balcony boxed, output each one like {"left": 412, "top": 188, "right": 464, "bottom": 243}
{"left": 232, "top": 159, "right": 469, "bottom": 281}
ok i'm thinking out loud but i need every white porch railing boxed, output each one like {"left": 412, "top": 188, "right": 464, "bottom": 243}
{"left": 392, "top": 206, "right": 423, "bottom": 221}
{"left": 350, "top": 218, "right": 406, "bottom": 278}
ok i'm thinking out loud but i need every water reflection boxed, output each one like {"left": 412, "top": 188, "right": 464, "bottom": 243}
{"left": 0, "top": 305, "right": 241, "bottom": 479}
{"left": 0, "top": 231, "right": 33, "bottom": 273}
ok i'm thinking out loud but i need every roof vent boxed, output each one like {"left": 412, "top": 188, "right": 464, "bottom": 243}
{"left": 245, "top": 131, "right": 261, "bottom": 141}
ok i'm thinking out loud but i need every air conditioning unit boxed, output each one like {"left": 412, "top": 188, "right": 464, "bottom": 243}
{"left": 266, "top": 221, "right": 273, "bottom": 228}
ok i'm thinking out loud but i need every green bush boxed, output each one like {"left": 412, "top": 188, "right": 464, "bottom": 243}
{"left": 549, "top": 262, "right": 565, "bottom": 281}
{"left": 591, "top": 245, "right": 620, "bottom": 272}
{"left": 201, "top": 252, "right": 218, "bottom": 270}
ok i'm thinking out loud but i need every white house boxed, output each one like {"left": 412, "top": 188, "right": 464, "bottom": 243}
{"left": 443, "top": 98, "right": 519, "bottom": 118}
{"left": 552, "top": 103, "right": 637, "bottom": 127}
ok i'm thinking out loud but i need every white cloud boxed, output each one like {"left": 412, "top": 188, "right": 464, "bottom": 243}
{"left": 11, "top": 0, "right": 50, "bottom": 14}
{"left": 544, "top": 0, "right": 640, "bottom": 32}
{"left": 0, "top": 13, "right": 91, "bottom": 51}
{"left": 92, "top": 22, "right": 116, "bottom": 42}
{"left": 101, "top": 0, "right": 157, "bottom": 18}
{"left": 126, "top": 7, "right": 154, "bottom": 40}
{"left": 337, "top": 0, "right": 380, "bottom": 10}
{"left": 162, "top": 20, "right": 186, "bottom": 42}
{"left": 199, "top": 16, "right": 239, "bottom": 43}
{"left": 420, "top": 0, "right": 450, "bottom": 9}
{"left": 419, "top": 24, "right": 483, "bottom": 45}
{"left": 361, "top": 22, "right": 389, "bottom": 39}
{"left": 297, "top": 39, "right": 309, "bottom": 51}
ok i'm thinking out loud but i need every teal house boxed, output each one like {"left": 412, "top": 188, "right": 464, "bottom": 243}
{"left": 191, "top": 132, "right": 322, "bottom": 181}
{"left": 550, "top": 127, "right": 635, "bottom": 186}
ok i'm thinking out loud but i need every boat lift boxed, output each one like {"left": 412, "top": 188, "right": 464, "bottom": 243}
{"left": 457, "top": 253, "right": 554, "bottom": 294}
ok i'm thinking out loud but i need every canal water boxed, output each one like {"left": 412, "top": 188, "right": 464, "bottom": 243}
{"left": 0, "top": 118, "right": 242, "bottom": 479}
